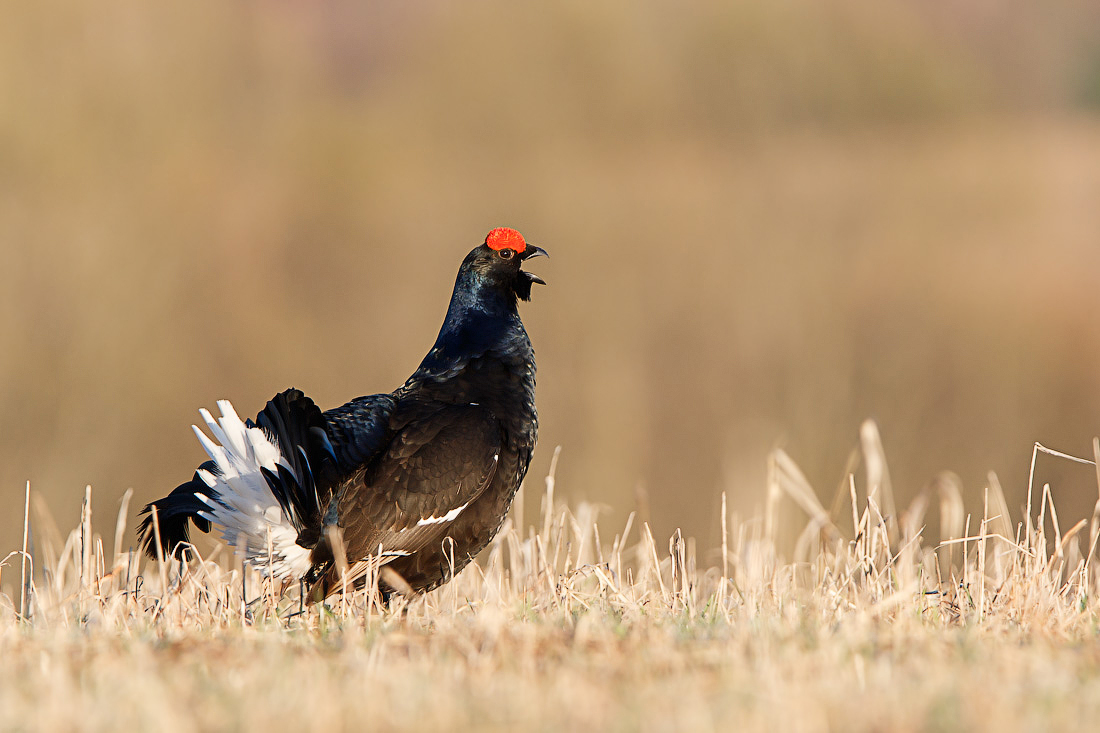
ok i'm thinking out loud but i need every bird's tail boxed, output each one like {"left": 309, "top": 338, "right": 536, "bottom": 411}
{"left": 138, "top": 390, "right": 332, "bottom": 580}
{"left": 137, "top": 467, "right": 217, "bottom": 561}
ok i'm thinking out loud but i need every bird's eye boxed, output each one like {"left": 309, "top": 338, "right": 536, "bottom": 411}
{"left": 497, "top": 249, "right": 514, "bottom": 260}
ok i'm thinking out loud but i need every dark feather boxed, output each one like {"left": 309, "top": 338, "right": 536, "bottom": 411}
{"left": 321, "top": 394, "right": 396, "bottom": 471}
{"left": 137, "top": 460, "right": 218, "bottom": 559}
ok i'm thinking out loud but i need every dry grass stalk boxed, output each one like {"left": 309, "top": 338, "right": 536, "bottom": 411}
{"left": 4, "top": 437, "right": 1100, "bottom": 730}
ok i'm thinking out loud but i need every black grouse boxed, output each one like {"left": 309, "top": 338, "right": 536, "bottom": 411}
{"left": 139, "top": 227, "right": 545, "bottom": 597}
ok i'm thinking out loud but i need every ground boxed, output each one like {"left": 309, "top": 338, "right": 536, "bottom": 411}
{"left": 3, "top": 443, "right": 1100, "bottom": 732}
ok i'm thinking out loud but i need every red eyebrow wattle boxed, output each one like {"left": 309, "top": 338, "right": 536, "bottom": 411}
{"left": 485, "top": 227, "right": 527, "bottom": 253}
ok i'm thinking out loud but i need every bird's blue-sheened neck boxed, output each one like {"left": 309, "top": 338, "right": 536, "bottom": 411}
{"left": 421, "top": 266, "right": 523, "bottom": 369}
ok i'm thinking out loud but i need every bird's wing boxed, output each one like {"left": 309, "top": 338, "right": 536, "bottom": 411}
{"left": 334, "top": 400, "right": 502, "bottom": 563}
{"left": 243, "top": 389, "right": 400, "bottom": 553}
{"left": 322, "top": 393, "right": 399, "bottom": 475}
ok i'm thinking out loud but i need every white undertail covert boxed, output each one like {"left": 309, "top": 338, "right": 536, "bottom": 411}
{"left": 190, "top": 400, "right": 313, "bottom": 579}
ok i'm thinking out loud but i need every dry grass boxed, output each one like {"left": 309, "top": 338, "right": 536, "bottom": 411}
{"left": 4, "top": 429, "right": 1100, "bottom": 732}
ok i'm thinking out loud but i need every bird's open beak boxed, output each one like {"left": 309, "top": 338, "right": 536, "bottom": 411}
{"left": 521, "top": 245, "right": 547, "bottom": 285}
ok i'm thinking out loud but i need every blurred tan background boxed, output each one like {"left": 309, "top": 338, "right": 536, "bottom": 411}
{"left": 2, "top": 0, "right": 1100, "bottom": 556}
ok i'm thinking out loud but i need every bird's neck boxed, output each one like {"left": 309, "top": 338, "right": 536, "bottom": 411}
{"left": 413, "top": 277, "right": 530, "bottom": 380}
{"left": 404, "top": 276, "right": 537, "bottom": 445}
{"left": 446, "top": 269, "right": 518, "bottom": 322}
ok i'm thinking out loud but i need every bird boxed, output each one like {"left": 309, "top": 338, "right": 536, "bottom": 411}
{"left": 138, "top": 227, "right": 546, "bottom": 598}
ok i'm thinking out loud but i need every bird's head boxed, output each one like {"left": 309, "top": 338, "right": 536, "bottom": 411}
{"left": 463, "top": 227, "right": 548, "bottom": 303}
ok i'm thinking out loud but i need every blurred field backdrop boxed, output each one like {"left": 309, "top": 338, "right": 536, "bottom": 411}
{"left": 2, "top": 0, "right": 1100, "bottom": 558}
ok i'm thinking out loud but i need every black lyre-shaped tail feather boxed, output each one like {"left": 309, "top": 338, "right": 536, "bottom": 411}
{"left": 252, "top": 388, "right": 335, "bottom": 550}
{"left": 138, "top": 461, "right": 218, "bottom": 560}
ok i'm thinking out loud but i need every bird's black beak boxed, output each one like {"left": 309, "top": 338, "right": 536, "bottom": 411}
{"left": 521, "top": 245, "right": 547, "bottom": 285}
